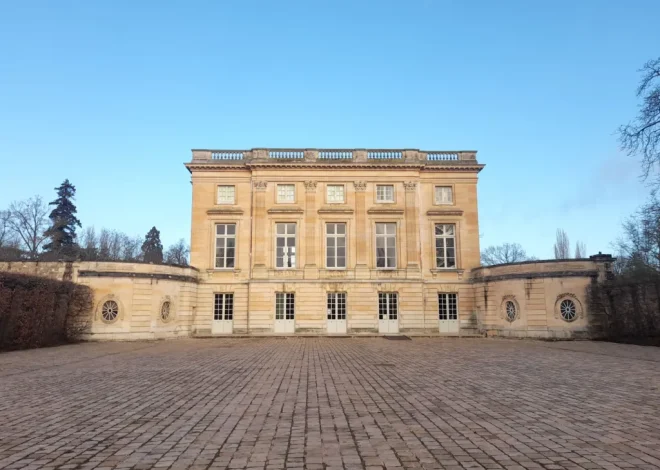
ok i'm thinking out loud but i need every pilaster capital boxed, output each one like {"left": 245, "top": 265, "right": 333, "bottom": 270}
{"left": 353, "top": 181, "right": 367, "bottom": 192}
{"left": 404, "top": 181, "right": 417, "bottom": 191}
{"left": 253, "top": 180, "right": 268, "bottom": 191}
{"left": 303, "top": 180, "right": 318, "bottom": 192}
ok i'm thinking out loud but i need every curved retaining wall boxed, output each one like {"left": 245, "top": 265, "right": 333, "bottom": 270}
{"left": 471, "top": 259, "right": 610, "bottom": 339}
{"left": 0, "top": 261, "right": 198, "bottom": 341}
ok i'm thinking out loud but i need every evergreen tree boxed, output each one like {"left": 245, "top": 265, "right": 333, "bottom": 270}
{"left": 141, "top": 226, "right": 163, "bottom": 263}
{"left": 44, "top": 179, "right": 81, "bottom": 254}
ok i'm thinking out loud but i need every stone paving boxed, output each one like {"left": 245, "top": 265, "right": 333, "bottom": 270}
{"left": 1, "top": 338, "right": 660, "bottom": 470}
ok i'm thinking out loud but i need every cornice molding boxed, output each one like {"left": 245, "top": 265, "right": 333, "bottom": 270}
{"left": 318, "top": 206, "right": 355, "bottom": 214}
{"left": 185, "top": 162, "right": 484, "bottom": 173}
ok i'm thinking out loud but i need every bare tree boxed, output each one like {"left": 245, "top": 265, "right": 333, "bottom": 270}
{"left": 121, "top": 234, "right": 143, "bottom": 262}
{"left": 481, "top": 243, "right": 532, "bottom": 266}
{"left": 7, "top": 196, "right": 49, "bottom": 259}
{"left": 575, "top": 241, "right": 587, "bottom": 258}
{"left": 164, "top": 239, "right": 190, "bottom": 266}
{"left": 619, "top": 57, "right": 660, "bottom": 185}
{"left": 0, "top": 210, "right": 12, "bottom": 247}
{"left": 553, "top": 229, "right": 570, "bottom": 259}
{"left": 615, "top": 197, "right": 660, "bottom": 277}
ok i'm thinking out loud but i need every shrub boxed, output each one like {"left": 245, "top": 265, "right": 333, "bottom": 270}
{"left": 0, "top": 272, "right": 93, "bottom": 350}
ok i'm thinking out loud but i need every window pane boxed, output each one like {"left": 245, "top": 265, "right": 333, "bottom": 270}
{"left": 337, "top": 257, "right": 345, "bottom": 268}
{"left": 386, "top": 223, "right": 395, "bottom": 235}
{"left": 327, "top": 224, "right": 335, "bottom": 235}
{"left": 327, "top": 237, "right": 335, "bottom": 248}
{"left": 227, "top": 224, "right": 236, "bottom": 235}
{"left": 337, "top": 247, "right": 345, "bottom": 257}
{"left": 376, "top": 223, "right": 385, "bottom": 235}
{"left": 287, "top": 223, "right": 296, "bottom": 234}
{"left": 217, "top": 224, "right": 225, "bottom": 235}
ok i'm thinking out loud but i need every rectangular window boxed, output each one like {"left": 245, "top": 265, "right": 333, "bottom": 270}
{"left": 215, "top": 224, "right": 236, "bottom": 269}
{"left": 376, "top": 185, "right": 394, "bottom": 203}
{"left": 275, "top": 223, "right": 296, "bottom": 268}
{"left": 327, "top": 292, "right": 346, "bottom": 320}
{"left": 435, "top": 224, "right": 456, "bottom": 269}
{"left": 277, "top": 184, "right": 295, "bottom": 203}
{"left": 375, "top": 223, "right": 396, "bottom": 268}
{"left": 276, "top": 292, "right": 295, "bottom": 320}
{"left": 217, "top": 185, "right": 235, "bottom": 204}
{"left": 326, "top": 184, "right": 345, "bottom": 203}
{"left": 214, "top": 293, "right": 234, "bottom": 321}
{"left": 378, "top": 292, "right": 398, "bottom": 320}
{"left": 435, "top": 186, "right": 453, "bottom": 205}
{"left": 438, "top": 293, "right": 457, "bottom": 320}
{"left": 326, "top": 223, "right": 346, "bottom": 269}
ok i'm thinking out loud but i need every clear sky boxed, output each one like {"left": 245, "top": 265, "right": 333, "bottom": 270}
{"left": 1, "top": 1, "right": 659, "bottom": 258}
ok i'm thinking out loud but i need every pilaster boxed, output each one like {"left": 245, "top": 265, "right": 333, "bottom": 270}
{"left": 404, "top": 181, "right": 421, "bottom": 278}
{"left": 354, "top": 181, "right": 370, "bottom": 279}
{"left": 304, "top": 181, "right": 319, "bottom": 279}
{"left": 252, "top": 180, "right": 268, "bottom": 279}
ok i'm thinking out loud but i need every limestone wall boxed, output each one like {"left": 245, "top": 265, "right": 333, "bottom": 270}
{"left": 471, "top": 259, "right": 607, "bottom": 339}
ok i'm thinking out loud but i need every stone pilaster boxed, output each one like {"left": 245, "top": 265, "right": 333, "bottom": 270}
{"left": 303, "top": 181, "right": 319, "bottom": 279}
{"left": 354, "top": 181, "right": 369, "bottom": 279}
{"left": 404, "top": 181, "right": 421, "bottom": 278}
{"left": 252, "top": 180, "right": 268, "bottom": 279}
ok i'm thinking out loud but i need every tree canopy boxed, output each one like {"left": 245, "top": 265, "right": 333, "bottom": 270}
{"left": 141, "top": 226, "right": 164, "bottom": 264}
{"left": 43, "top": 179, "right": 81, "bottom": 255}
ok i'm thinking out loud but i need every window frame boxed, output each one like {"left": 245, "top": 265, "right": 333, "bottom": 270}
{"left": 216, "top": 185, "right": 236, "bottom": 205}
{"left": 434, "top": 185, "right": 454, "bottom": 205}
{"left": 276, "top": 183, "right": 296, "bottom": 204}
{"left": 375, "top": 222, "right": 397, "bottom": 269}
{"left": 325, "top": 222, "right": 347, "bottom": 270}
{"left": 214, "top": 293, "right": 234, "bottom": 321}
{"left": 327, "top": 292, "right": 347, "bottom": 321}
{"left": 326, "top": 184, "right": 346, "bottom": 204}
{"left": 438, "top": 293, "right": 458, "bottom": 321}
{"left": 274, "top": 222, "right": 297, "bottom": 269}
{"left": 214, "top": 223, "right": 237, "bottom": 269}
{"left": 275, "top": 292, "right": 295, "bottom": 320}
{"left": 378, "top": 292, "right": 398, "bottom": 320}
{"left": 434, "top": 223, "right": 457, "bottom": 269}
{"left": 375, "top": 184, "right": 395, "bottom": 203}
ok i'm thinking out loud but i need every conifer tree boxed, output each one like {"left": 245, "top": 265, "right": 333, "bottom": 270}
{"left": 141, "top": 226, "right": 163, "bottom": 263}
{"left": 44, "top": 179, "right": 81, "bottom": 254}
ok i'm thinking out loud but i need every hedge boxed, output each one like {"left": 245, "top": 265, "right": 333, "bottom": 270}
{"left": 0, "top": 272, "right": 93, "bottom": 350}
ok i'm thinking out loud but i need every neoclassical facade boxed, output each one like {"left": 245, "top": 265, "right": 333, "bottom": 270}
{"left": 0, "top": 148, "right": 614, "bottom": 340}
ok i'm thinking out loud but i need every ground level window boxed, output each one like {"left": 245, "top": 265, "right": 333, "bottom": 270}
{"left": 560, "top": 299, "right": 577, "bottom": 322}
{"left": 276, "top": 292, "right": 295, "bottom": 320}
{"left": 438, "top": 293, "right": 457, "bottom": 320}
{"left": 214, "top": 293, "right": 234, "bottom": 320}
{"left": 327, "top": 293, "right": 346, "bottom": 320}
{"left": 378, "top": 292, "right": 398, "bottom": 320}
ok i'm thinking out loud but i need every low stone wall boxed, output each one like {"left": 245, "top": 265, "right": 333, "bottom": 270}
{"left": 471, "top": 258, "right": 610, "bottom": 339}
{"left": 0, "top": 261, "right": 199, "bottom": 341}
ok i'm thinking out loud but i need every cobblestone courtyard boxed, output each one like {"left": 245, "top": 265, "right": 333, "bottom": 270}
{"left": 1, "top": 338, "right": 659, "bottom": 470}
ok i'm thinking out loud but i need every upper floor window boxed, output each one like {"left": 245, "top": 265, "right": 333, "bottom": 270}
{"left": 327, "top": 185, "right": 345, "bottom": 203}
{"left": 276, "top": 223, "right": 296, "bottom": 268}
{"left": 435, "top": 186, "right": 453, "bottom": 205}
{"left": 217, "top": 185, "right": 235, "bottom": 204}
{"left": 326, "top": 223, "right": 346, "bottom": 269}
{"left": 376, "top": 223, "right": 396, "bottom": 268}
{"left": 376, "top": 185, "right": 394, "bottom": 203}
{"left": 215, "top": 224, "right": 236, "bottom": 269}
{"left": 277, "top": 184, "right": 295, "bottom": 203}
{"left": 435, "top": 224, "right": 456, "bottom": 269}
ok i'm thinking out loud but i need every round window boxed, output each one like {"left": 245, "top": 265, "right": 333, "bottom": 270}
{"left": 505, "top": 301, "right": 517, "bottom": 322}
{"left": 161, "top": 301, "right": 171, "bottom": 321}
{"left": 101, "top": 300, "right": 119, "bottom": 322}
{"left": 560, "top": 299, "right": 577, "bottom": 322}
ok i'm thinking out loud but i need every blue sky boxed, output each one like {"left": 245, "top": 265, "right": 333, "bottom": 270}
{"left": 1, "top": 0, "right": 658, "bottom": 258}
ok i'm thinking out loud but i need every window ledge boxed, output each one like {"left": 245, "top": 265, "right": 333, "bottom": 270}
{"left": 367, "top": 207, "right": 404, "bottom": 215}
{"left": 318, "top": 205, "right": 354, "bottom": 214}
{"left": 206, "top": 268, "right": 241, "bottom": 273}
{"left": 207, "top": 206, "right": 244, "bottom": 215}
{"left": 427, "top": 209, "right": 463, "bottom": 216}
{"left": 267, "top": 206, "right": 304, "bottom": 214}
